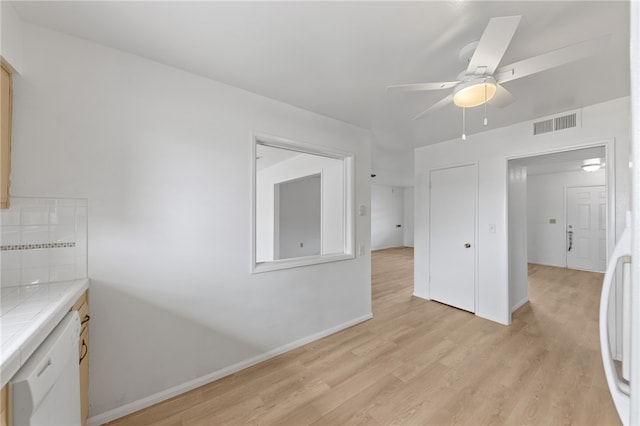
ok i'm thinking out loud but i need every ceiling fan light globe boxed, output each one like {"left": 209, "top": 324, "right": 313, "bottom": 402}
{"left": 582, "top": 158, "right": 603, "bottom": 172}
{"left": 453, "top": 77, "right": 497, "bottom": 108}
{"left": 582, "top": 164, "right": 601, "bottom": 172}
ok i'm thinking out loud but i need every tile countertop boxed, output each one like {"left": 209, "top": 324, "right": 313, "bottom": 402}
{"left": 0, "top": 278, "right": 89, "bottom": 387}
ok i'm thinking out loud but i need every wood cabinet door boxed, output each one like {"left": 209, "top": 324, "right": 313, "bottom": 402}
{"left": 79, "top": 326, "right": 89, "bottom": 426}
{"left": 1, "top": 63, "right": 12, "bottom": 209}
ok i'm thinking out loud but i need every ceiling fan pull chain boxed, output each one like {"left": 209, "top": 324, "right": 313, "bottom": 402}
{"left": 462, "top": 107, "right": 467, "bottom": 141}
{"left": 484, "top": 83, "right": 489, "bottom": 126}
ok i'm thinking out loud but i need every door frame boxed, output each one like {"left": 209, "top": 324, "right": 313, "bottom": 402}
{"left": 427, "top": 161, "right": 479, "bottom": 313}
{"left": 506, "top": 139, "right": 616, "bottom": 347}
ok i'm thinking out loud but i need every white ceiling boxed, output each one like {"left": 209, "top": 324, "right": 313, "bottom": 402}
{"left": 11, "top": 1, "right": 630, "bottom": 185}
{"left": 256, "top": 145, "right": 300, "bottom": 171}
{"left": 512, "top": 146, "right": 606, "bottom": 175}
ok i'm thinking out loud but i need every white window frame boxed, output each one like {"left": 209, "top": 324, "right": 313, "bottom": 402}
{"left": 251, "top": 132, "right": 355, "bottom": 273}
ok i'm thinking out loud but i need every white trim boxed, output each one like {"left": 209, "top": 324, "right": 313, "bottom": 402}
{"left": 503, "top": 160, "right": 512, "bottom": 325}
{"left": 87, "top": 313, "right": 373, "bottom": 426}
{"left": 477, "top": 312, "right": 510, "bottom": 326}
{"left": 528, "top": 261, "right": 567, "bottom": 269}
{"left": 254, "top": 252, "right": 355, "bottom": 273}
{"left": 254, "top": 131, "right": 354, "bottom": 161}
{"left": 474, "top": 162, "right": 480, "bottom": 316}
{"left": 371, "top": 245, "right": 407, "bottom": 251}
{"left": 412, "top": 291, "right": 429, "bottom": 299}
{"left": 511, "top": 297, "right": 529, "bottom": 313}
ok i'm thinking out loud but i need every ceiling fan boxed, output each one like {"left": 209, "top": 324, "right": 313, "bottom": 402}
{"left": 388, "top": 16, "right": 610, "bottom": 120}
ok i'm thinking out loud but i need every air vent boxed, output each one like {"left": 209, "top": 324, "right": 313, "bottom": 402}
{"left": 554, "top": 113, "right": 577, "bottom": 131}
{"left": 533, "top": 112, "right": 579, "bottom": 135}
{"left": 533, "top": 119, "right": 553, "bottom": 135}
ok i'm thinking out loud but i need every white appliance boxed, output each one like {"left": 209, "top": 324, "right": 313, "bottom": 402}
{"left": 599, "top": 215, "right": 631, "bottom": 424}
{"left": 11, "top": 311, "right": 81, "bottom": 426}
{"left": 604, "top": 3, "right": 639, "bottom": 425}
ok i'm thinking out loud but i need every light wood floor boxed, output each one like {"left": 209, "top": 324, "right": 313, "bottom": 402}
{"left": 107, "top": 248, "right": 620, "bottom": 425}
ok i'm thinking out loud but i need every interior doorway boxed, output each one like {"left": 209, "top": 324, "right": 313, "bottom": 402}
{"left": 507, "top": 142, "right": 624, "bottom": 364}
{"left": 507, "top": 143, "right": 613, "bottom": 319}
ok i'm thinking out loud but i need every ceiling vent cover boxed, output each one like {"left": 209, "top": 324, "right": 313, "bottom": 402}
{"left": 533, "top": 112, "right": 579, "bottom": 135}
{"left": 533, "top": 119, "right": 554, "bottom": 135}
{"left": 554, "top": 113, "right": 577, "bottom": 131}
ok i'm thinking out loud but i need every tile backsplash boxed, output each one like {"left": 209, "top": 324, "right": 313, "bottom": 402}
{"left": 0, "top": 197, "right": 87, "bottom": 287}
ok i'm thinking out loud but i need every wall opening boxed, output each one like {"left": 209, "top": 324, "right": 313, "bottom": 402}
{"left": 507, "top": 142, "right": 619, "bottom": 355}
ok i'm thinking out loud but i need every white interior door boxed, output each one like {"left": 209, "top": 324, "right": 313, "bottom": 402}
{"left": 566, "top": 185, "right": 606, "bottom": 272}
{"left": 429, "top": 164, "right": 476, "bottom": 313}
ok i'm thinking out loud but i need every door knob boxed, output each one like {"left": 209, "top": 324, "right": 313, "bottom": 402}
{"left": 464, "top": 243, "right": 471, "bottom": 248}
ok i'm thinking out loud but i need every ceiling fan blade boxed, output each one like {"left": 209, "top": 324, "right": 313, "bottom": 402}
{"left": 467, "top": 16, "right": 521, "bottom": 76}
{"left": 495, "top": 34, "right": 611, "bottom": 84}
{"left": 413, "top": 94, "right": 453, "bottom": 120}
{"left": 487, "top": 85, "right": 515, "bottom": 108}
{"left": 387, "top": 81, "right": 459, "bottom": 92}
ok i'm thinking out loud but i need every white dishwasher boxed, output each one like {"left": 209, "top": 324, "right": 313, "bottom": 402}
{"left": 11, "top": 311, "right": 81, "bottom": 426}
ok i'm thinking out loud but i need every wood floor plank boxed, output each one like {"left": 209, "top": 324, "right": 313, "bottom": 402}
{"left": 309, "top": 373, "right": 403, "bottom": 426}
{"left": 107, "top": 249, "right": 620, "bottom": 426}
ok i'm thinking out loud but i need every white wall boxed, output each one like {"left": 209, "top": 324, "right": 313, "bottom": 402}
{"left": 0, "top": 1, "right": 23, "bottom": 73}
{"left": 527, "top": 169, "right": 606, "bottom": 267}
{"left": 10, "top": 24, "right": 372, "bottom": 422}
{"left": 403, "top": 187, "right": 414, "bottom": 247}
{"left": 508, "top": 163, "right": 528, "bottom": 312}
{"left": 415, "top": 98, "right": 631, "bottom": 325}
{"left": 276, "top": 174, "right": 321, "bottom": 259}
{"left": 371, "top": 184, "right": 403, "bottom": 250}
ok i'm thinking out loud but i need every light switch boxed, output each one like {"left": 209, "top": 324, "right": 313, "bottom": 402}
{"left": 358, "top": 205, "right": 367, "bottom": 216}
{"left": 489, "top": 224, "right": 496, "bottom": 233}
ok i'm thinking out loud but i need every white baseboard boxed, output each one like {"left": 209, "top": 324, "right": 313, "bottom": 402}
{"left": 528, "top": 260, "right": 566, "bottom": 268}
{"left": 477, "top": 312, "right": 510, "bottom": 326}
{"left": 412, "top": 291, "right": 428, "bottom": 300}
{"left": 88, "top": 313, "right": 373, "bottom": 426}
{"left": 371, "top": 244, "right": 405, "bottom": 251}
{"left": 511, "top": 297, "right": 529, "bottom": 313}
